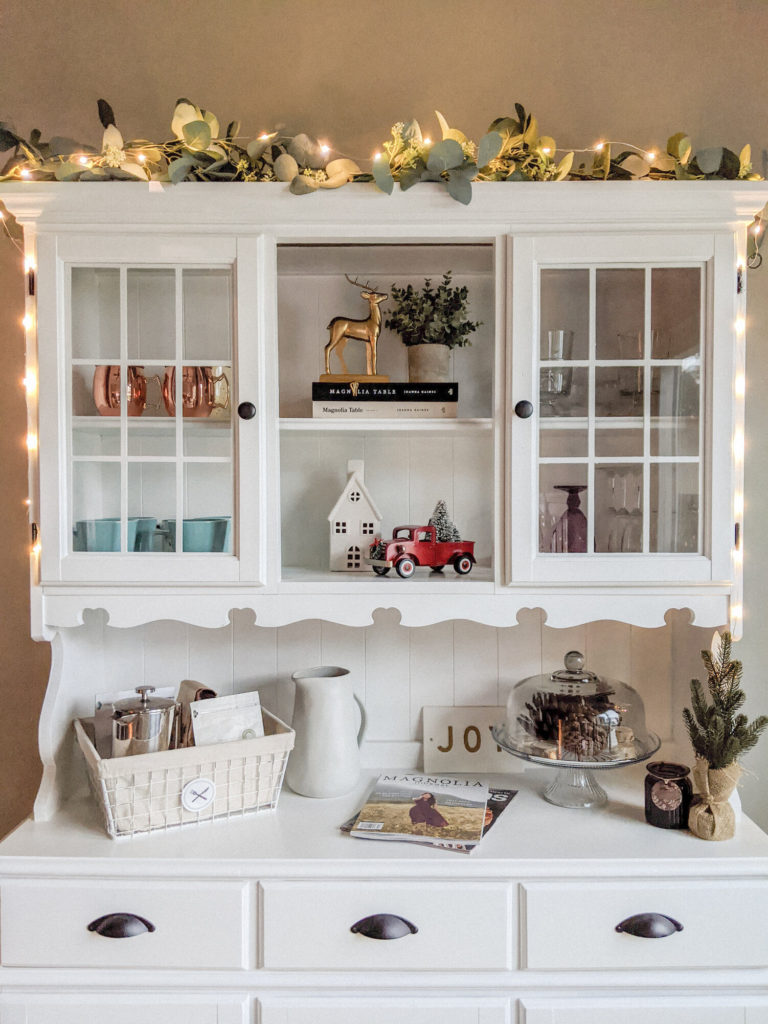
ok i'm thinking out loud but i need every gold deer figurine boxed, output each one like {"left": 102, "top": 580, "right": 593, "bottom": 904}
{"left": 323, "top": 275, "right": 389, "bottom": 379}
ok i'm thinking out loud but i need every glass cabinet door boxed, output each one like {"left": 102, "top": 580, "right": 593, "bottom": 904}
{"left": 67, "top": 258, "right": 240, "bottom": 581}
{"left": 512, "top": 233, "right": 720, "bottom": 585}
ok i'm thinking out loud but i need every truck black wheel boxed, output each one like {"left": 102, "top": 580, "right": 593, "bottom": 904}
{"left": 372, "top": 565, "right": 390, "bottom": 576}
{"left": 395, "top": 557, "right": 416, "bottom": 579}
{"left": 453, "top": 555, "right": 473, "bottom": 575}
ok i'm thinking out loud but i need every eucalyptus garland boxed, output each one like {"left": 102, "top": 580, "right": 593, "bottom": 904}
{"left": 0, "top": 98, "right": 762, "bottom": 215}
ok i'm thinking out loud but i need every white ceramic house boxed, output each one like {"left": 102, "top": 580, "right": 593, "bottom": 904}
{"left": 328, "top": 460, "right": 382, "bottom": 571}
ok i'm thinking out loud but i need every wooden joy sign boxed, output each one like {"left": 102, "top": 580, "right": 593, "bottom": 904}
{"left": 422, "top": 706, "right": 510, "bottom": 773}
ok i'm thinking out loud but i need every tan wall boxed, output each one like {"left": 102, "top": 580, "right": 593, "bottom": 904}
{"left": 2, "top": 0, "right": 768, "bottom": 836}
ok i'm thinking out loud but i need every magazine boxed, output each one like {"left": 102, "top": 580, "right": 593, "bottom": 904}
{"left": 341, "top": 785, "right": 517, "bottom": 854}
{"left": 348, "top": 773, "right": 490, "bottom": 852}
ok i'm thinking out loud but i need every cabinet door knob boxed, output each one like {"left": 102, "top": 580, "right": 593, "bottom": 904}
{"left": 615, "top": 912, "right": 683, "bottom": 938}
{"left": 87, "top": 912, "right": 156, "bottom": 938}
{"left": 237, "top": 401, "right": 257, "bottom": 420}
{"left": 350, "top": 913, "right": 419, "bottom": 940}
{"left": 514, "top": 400, "right": 534, "bottom": 419}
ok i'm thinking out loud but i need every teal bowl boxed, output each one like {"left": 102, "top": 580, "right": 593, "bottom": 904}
{"left": 73, "top": 517, "right": 158, "bottom": 552}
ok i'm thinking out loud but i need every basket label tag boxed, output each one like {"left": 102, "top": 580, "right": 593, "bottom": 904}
{"left": 181, "top": 777, "right": 217, "bottom": 813}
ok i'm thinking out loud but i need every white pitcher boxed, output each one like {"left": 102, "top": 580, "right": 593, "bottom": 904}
{"left": 286, "top": 666, "right": 367, "bottom": 798}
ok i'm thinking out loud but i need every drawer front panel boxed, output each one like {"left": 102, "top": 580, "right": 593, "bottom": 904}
{"left": 0, "top": 996, "right": 248, "bottom": 1024}
{"left": 261, "top": 881, "right": 511, "bottom": 970}
{"left": 522, "top": 880, "right": 768, "bottom": 970}
{"left": 0, "top": 879, "right": 248, "bottom": 969}
{"left": 521, "top": 998, "right": 766, "bottom": 1024}
{"left": 260, "top": 1000, "right": 508, "bottom": 1024}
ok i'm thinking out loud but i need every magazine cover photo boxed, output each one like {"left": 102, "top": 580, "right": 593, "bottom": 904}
{"left": 351, "top": 775, "right": 488, "bottom": 844}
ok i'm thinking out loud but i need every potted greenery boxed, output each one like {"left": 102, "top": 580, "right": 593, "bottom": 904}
{"left": 682, "top": 631, "right": 768, "bottom": 840}
{"left": 384, "top": 272, "right": 481, "bottom": 382}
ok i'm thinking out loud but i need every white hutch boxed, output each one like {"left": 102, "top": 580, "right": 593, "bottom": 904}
{"left": 1, "top": 181, "right": 767, "bottom": 1023}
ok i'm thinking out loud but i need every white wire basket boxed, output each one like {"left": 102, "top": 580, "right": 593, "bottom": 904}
{"left": 74, "top": 710, "right": 294, "bottom": 839}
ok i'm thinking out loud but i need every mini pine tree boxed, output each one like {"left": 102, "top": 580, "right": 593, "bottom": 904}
{"left": 682, "top": 631, "right": 768, "bottom": 770}
{"left": 428, "top": 499, "right": 461, "bottom": 542}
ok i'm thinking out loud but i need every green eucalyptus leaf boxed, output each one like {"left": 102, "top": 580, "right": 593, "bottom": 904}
{"left": 201, "top": 110, "right": 220, "bottom": 139}
{"left": 372, "top": 158, "right": 395, "bottom": 194}
{"left": 0, "top": 125, "right": 21, "bottom": 152}
{"left": 182, "top": 120, "right": 212, "bottom": 152}
{"left": 168, "top": 156, "right": 196, "bottom": 183}
{"left": 225, "top": 120, "right": 240, "bottom": 141}
{"left": 514, "top": 103, "right": 527, "bottom": 127}
{"left": 49, "top": 137, "right": 83, "bottom": 157}
{"left": 445, "top": 174, "right": 472, "bottom": 205}
{"left": 289, "top": 174, "right": 320, "bottom": 195}
{"left": 488, "top": 116, "right": 517, "bottom": 134}
{"left": 456, "top": 161, "right": 478, "bottom": 180}
{"left": 288, "top": 133, "right": 325, "bottom": 169}
{"left": 29, "top": 128, "right": 41, "bottom": 148}
{"left": 172, "top": 101, "right": 200, "bottom": 139}
{"left": 666, "top": 132, "right": 691, "bottom": 162}
{"left": 79, "top": 168, "right": 109, "bottom": 181}
{"left": 720, "top": 147, "right": 741, "bottom": 178}
{"left": 97, "top": 99, "right": 116, "bottom": 129}
{"left": 246, "top": 134, "right": 276, "bottom": 161}
{"left": 427, "top": 139, "right": 464, "bottom": 173}
{"left": 274, "top": 152, "right": 299, "bottom": 182}
{"left": 477, "top": 131, "right": 503, "bottom": 168}
{"left": 696, "top": 147, "right": 724, "bottom": 175}
{"left": 398, "top": 166, "right": 423, "bottom": 191}
{"left": 54, "top": 160, "right": 82, "bottom": 181}
{"left": 556, "top": 151, "right": 574, "bottom": 180}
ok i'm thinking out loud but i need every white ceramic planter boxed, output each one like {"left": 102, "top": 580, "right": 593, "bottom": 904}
{"left": 407, "top": 343, "right": 451, "bottom": 382}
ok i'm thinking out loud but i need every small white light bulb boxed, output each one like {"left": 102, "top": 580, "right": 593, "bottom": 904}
{"left": 735, "top": 374, "right": 746, "bottom": 397}
{"left": 320, "top": 144, "right": 330, "bottom": 155}
{"left": 646, "top": 150, "right": 656, "bottom": 161}
{"left": 22, "top": 314, "right": 33, "bottom": 330}
{"left": 20, "top": 168, "right": 30, "bottom": 178}
{"left": 734, "top": 492, "right": 744, "bottom": 517}
{"left": 31, "top": 542, "right": 41, "bottom": 557}
{"left": 373, "top": 151, "right": 381, "bottom": 162}
{"left": 735, "top": 316, "right": 746, "bottom": 334}
{"left": 594, "top": 141, "right": 605, "bottom": 152}
{"left": 26, "top": 433, "right": 38, "bottom": 451}
{"left": 137, "top": 153, "right": 146, "bottom": 164}
{"left": 423, "top": 137, "right": 432, "bottom": 146}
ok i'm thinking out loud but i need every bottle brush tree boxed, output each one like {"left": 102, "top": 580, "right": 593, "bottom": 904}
{"left": 428, "top": 499, "right": 461, "bottom": 541}
{"left": 682, "top": 631, "right": 768, "bottom": 770}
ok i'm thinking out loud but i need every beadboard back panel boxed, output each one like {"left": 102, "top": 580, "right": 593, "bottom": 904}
{"left": 46, "top": 609, "right": 718, "bottom": 813}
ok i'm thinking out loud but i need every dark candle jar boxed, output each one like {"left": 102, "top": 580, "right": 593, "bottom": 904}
{"left": 644, "top": 762, "right": 692, "bottom": 829}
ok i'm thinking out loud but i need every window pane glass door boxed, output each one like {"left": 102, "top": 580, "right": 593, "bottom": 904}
{"left": 70, "top": 264, "right": 234, "bottom": 560}
{"left": 537, "top": 265, "right": 702, "bottom": 558}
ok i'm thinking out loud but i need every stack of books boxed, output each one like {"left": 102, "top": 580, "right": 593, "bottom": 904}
{"left": 312, "top": 381, "right": 458, "bottom": 419}
{"left": 341, "top": 772, "right": 516, "bottom": 854}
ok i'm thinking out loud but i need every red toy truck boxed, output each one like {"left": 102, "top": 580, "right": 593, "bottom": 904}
{"left": 367, "top": 525, "right": 476, "bottom": 579}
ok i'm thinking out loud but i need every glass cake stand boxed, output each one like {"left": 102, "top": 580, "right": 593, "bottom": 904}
{"left": 491, "top": 723, "right": 661, "bottom": 809}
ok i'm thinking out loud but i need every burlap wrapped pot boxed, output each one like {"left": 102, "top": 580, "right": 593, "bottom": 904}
{"left": 688, "top": 757, "right": 742, "bottom": 841}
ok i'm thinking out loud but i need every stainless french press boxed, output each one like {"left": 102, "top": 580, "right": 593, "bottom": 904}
{"left": 110, "top": 685, "right": 179, "bottom": 758}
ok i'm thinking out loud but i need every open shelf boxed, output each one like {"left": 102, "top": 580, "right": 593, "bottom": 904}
{"left": 280, "top": 417, "right": 492, "bottom": 434}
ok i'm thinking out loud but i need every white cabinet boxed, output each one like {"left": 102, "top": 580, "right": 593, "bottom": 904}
{"left": 2, "top": 181, "right": 763, "bottom": 630}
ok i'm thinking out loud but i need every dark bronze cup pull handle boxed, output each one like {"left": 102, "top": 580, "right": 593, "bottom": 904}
{"left": 350, "top": 913, "right": 419, "bottom": 940}
{"left": 87, "top": 912, "right": 156, "bottom": 938}
{"left": 615, "top": 913, "right": 683, "bottom": 938}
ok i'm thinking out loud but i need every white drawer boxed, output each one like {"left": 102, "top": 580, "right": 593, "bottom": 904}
{"left": 0, "top": 995, "right": 249, "bottom": 1024}
{"left": 260, "top": 999, "right": 508, "bottom": 1024}
{"left": 522, "top": 880, "right": 768, "bottom": 970}
{"left": 0, "top": 879, "right": 248, "bottom": 969}
{"left": 261, "top": 881, "right": 511, "bottom": 970}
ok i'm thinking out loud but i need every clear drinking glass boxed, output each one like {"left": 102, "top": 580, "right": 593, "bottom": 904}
{"left": 617, "top": 330, "right": 644, "bottom": 400}
{"left": 540, "top": 329, "right": 574, "bottom": 407}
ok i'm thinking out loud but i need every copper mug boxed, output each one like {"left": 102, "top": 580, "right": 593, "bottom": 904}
{"left": 162, "top": 366, "right": 230, "bottom": 418}
{"left": 92, "top": 365, "right": 162, "bottom": 417}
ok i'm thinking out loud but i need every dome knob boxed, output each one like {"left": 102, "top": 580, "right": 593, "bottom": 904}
{"left": 563, "top": 650, "right": 585, "bottom": 672}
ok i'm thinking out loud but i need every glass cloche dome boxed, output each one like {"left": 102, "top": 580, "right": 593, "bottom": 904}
{"left": 492, "top": 651, "right": 660, "bottom": 807}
